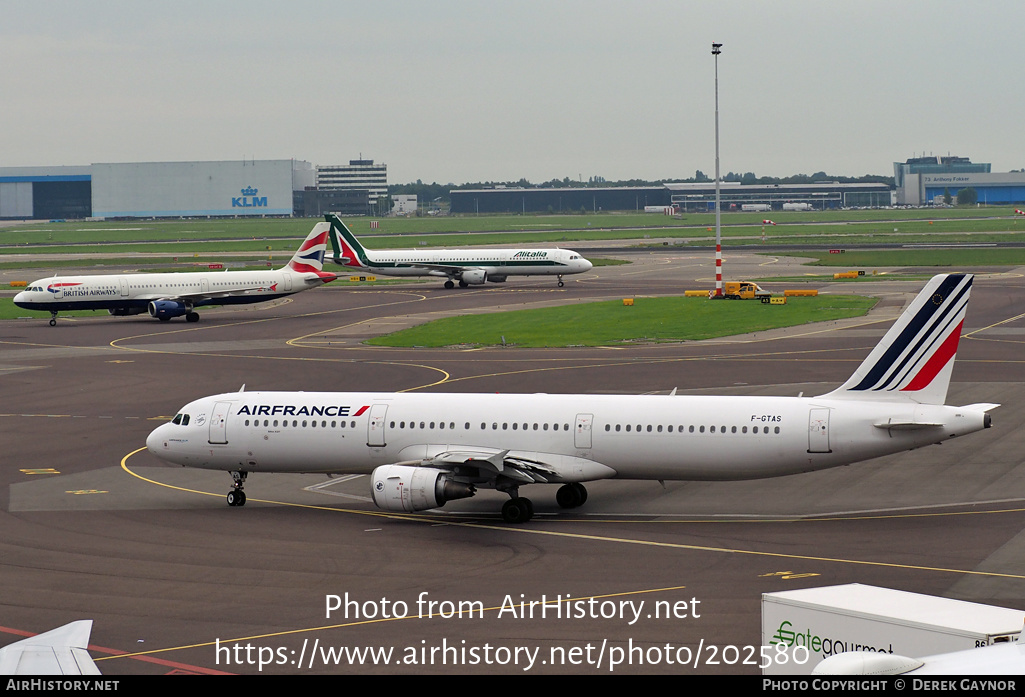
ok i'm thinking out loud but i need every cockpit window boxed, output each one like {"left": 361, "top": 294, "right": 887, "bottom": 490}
{"left": 171, "top": 413, "right": 190, "bottom": 426}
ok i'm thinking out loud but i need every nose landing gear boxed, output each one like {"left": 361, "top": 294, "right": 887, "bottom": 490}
{"left": 227, "top": 471, "right": 248, "bottom": 506}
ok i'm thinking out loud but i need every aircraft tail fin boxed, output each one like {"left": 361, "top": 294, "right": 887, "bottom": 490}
{"left": 284, "top": 222, "right": 335, "bottom": 280}
{"left": 325, "top": 213, "right": 372, "bottom": 269}
{"left": 820, "top": 273, "right": 973, "bottom": 405}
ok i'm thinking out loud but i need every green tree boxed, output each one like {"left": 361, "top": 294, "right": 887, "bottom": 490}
{"left": 943, "top": 188, "right": 952, "bottom": 205}
{"left": 956, "top": 187, "right": 978, "bottom": 205}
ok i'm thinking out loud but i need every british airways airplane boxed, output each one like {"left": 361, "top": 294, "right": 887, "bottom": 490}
{"left": 147, "top": 274, "right": 997, "bottom": 523}
{"left": 13, "top": 222, "right": 337, "bottom": 325}
{"left": 325, "top": 214, "right": 592, "bottom": 288}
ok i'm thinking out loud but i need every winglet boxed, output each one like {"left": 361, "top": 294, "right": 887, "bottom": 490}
{"left": 0, "top": 620, "right": 100, "bottom": 675}
{"left": 820, "top": 274, "right": 973, "bottom": 405}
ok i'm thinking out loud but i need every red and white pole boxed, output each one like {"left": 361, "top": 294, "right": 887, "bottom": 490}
{"left": 716, "top": 243, "right": 722, "bottom": 291}
{"left": 712, "top": 42, "right": 723, "bottom": 298}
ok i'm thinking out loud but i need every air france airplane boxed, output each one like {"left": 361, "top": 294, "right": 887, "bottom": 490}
{"left": 325, "top": 213, "right": 592, "bottom": 288}
{"left": 147, "top": 274, "right": 997, "bottom": 523}
{"left": 14, "top": 222, "right": 337, "bottom": 325}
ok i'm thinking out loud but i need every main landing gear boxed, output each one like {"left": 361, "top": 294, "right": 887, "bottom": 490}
{"left": 500, "top": 483, "right": 589, "bottom": 523}
{"left": 227, "top": 471, "right": 247, "bottom": 507}
{"left": 443, "top": 278, "right": 470, "bottom": 289}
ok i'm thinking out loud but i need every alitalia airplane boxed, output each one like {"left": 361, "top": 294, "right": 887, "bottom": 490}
{"left": 324, "top": 213, "right": 592, "bottom": 288}
{"left": 14, "top": 222, "right": 338, "bottom": 325}
{"left": 147, "top": 274, "right": 997, "bottom": 523}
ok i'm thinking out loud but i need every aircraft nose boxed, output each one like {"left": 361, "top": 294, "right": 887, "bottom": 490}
{"left": 582, "top": 259, "right": 593, "bottom": 271}
{"left": 13, "top": 291, "right": 28, "bottom": 307}
{"left": 146, "top": 424, "right": 172, "bottom": 458}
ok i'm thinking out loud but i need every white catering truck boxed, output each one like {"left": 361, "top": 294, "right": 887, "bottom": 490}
{"left": 761, "top": 584, "right": 1023, "bottom": 675}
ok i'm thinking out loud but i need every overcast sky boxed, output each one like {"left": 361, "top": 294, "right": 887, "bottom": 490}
{"left": 3, "top": 1, "right": 1023, "bottom": 184}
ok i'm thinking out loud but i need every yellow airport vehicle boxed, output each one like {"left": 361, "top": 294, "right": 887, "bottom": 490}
{"left": 723, "top": 281, "right": 771, "bottom": 300}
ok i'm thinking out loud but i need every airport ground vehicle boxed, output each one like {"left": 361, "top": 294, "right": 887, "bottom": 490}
{"left": 723, "top": 281, "right": 771, "bottom": 300}
{"left": 762, "top": 584, "right": 1023, "bottom": 675}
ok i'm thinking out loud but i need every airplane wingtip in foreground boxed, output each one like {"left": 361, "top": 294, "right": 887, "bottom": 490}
{"left": 147, "top": 274, "right": 997, "bottom": 523}
{"left": 324, "top": 213, "right": 592, "bottom": 288}
{"left": 0, "top": 620, "right": 100, "bottom": 675}
{"left": 14, "top": 222, "right": 337, "bottom": 325}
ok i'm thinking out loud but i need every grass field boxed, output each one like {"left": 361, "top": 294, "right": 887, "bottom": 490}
{"left": 366, "top": 295, "right": 878, "bottom": 348}
{"left": 794, "top": 248, "right": 1025, "bottom": 267}
{"left": 2, "top": 207, "right": 1025, "bottom": 260}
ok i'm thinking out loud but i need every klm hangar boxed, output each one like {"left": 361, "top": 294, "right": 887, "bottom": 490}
{"left": 0, "top": 160, "right": 314, "bottom": 220}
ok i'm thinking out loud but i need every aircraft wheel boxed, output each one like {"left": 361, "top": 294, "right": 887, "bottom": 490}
{"left": 444, "top": 280, "right": 454, "bottom": 289}
{"left": 227, "top": 490, "right": 246, "bottom": 506}
{"left": 558, "top": 280, "right": 564, "bottom": 287}
{"left": 502, "top": 497, "right": 533, "bottom": 523}
{"left": 186, "top": 312, "right": 200, "bottom": 323}
{"left": 49, "top": 318, "right": 56, "bottom": 327}
{"left": 458, "top": 279, "right": 468, "bottom": 288}
{"left": 158, "top": 316, "right": 171, "bottom": 322}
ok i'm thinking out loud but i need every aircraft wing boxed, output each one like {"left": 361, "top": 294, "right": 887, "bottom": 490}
{"left": 131, "top": 284, "right": 287, "bottom": 305}
{"left": 0, "top": 621, "right": 100, "bottom": 675}
{"left": 407, "top": 262, "right": 481, "bottom": 277}
{"left": 409, "top": 445, "right": 617, "bottom": 484}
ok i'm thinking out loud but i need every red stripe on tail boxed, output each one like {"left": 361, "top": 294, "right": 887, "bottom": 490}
{"left": 901, "top": 320, "right": 963, "bottom": 392}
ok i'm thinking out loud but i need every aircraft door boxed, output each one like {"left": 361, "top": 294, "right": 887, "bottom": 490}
{"left": 209, "top": 401, "right": 231, "bottom": 444}
{"left": 119, "top": 277, "right": 129, "bottom": 297}
{"left": 367, "top": 404, "right": 388, "bottom": 447}
{"left": 201, "top": 277, "right": 210, "bottom": 293}
{"left": 282, "top": 273, "right": 293, "bottom": 292}
{"left": 575, "top": 413, "right": 593, "bottom": 449}
{"left": 807, "top": 408, "right": 831, "bottom": 453}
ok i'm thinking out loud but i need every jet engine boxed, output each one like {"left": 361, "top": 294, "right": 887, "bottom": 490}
{"left": 460, "top": 269, "right": 487, "bottom": 285}
{"left": 148, "top": 300, "right": 191, "bottom": 320}
{"left": 370, "top": 465, "right": 476, "bottom": 512}
{"left": 108, "top": 307, "right": 146, "bottom": 316}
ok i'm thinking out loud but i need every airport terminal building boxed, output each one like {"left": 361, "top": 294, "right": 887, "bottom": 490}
{"left": 450, "top": 181, "right": 892, "bottom": 214}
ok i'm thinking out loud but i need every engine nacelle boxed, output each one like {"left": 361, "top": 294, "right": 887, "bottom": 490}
{"left": 370, "top": 465, "right": 476, "bottom": 512}
{"left": 148, "top": 300, "right": 191, "bottom": 320}
{"left": 461, "top": 269, "right": 487, "bottom": 285}
{"left": 108, "top": 307, "right": 147, "bottom": 316}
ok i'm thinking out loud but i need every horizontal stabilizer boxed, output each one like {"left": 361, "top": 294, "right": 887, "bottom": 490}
{"left": 873, "top": 420, "right": 944, "bottom": 431}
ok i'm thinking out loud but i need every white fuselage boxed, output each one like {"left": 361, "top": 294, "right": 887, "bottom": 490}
{"left": 344, "top": 248, "right": 592, "bottom": 280}
{"left": 14, "top": 268, "right": 324, "bottom": 314}
{"left": 146, "top": 391, "right": 987, "bottom": 483}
